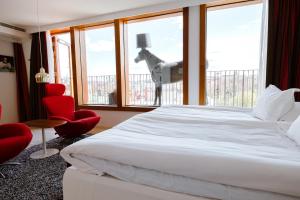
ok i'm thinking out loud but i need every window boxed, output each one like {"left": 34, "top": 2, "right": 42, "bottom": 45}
{"left": 67, "top": 9, "right": 188, "bottom": 110}
{"left": 124, "top": 13, "right": 184, "bottom": 106}
{"left": 78, "top": 24, "right": 117, "bottom": 105}
{"left": 204, "top": 2, "right": 263, "bottom": 108}
{"left": 52, "top": 32, "right": 73, "bottom": 95}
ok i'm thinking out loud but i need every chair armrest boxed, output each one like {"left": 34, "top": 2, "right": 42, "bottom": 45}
{"left": 74, "top": 109, "right": 98, "bottom": 120}
{"left": 70, "top": 116, "right": 101, "bottom": 129}
{"left": 48, "top": 116, "right": 71, "bottom": 122}
{"left": 0, "top": 123, "right": 31, "bottom": 139}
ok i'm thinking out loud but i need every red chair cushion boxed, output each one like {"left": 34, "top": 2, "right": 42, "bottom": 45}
{"left": 0, "top": 123, "right": 32, "bottom": 163}
{"left": 43, "top": 84, "right": 101, "bottom": 138}
{"left": 45, "top": 83, "right": 66, "bottom": 96}
{"left": 54, "top": 116, "right": 100, "bottom": 138}
{"left": 43, "top": 96, "right": 75, "bottom": 121}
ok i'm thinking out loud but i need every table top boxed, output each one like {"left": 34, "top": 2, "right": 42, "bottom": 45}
{"left": 25, "top": 119, "right": 67, "bottom": 128}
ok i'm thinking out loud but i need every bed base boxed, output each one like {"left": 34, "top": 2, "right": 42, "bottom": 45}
{"left": 63, "top": 167, "right": 213, "bottom": 200}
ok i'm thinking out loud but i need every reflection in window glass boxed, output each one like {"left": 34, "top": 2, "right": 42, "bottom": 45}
{"left": 54, "top": 33, "right": 73, "bottom": 96}
{"left": 206, "top": 4, "right": 263, "bottom": 108}
{"left": 126, "top": 14, "right": 183, "bottom": 106}
{"left": 81, "top": 25, "right": 117, "bottom": 105}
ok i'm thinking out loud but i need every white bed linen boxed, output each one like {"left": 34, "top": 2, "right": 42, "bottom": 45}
{"left": 61, "top": 106, "right": 300, "bottom": 198}
{"left": 73, "top": 156, "right": 300, "bottom": 200}
{"left": 64, "top": 167, "right": 300, "bottom": 200}
{"left": 64, "top": 167, "right": 210, "bottom": 200}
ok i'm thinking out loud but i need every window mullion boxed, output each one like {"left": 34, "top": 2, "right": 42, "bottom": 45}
{"left": 114, "top": 19, "right": 126, "bottom": 108}
{"left": 199, "top": 5, "right": 207, "bottom": 105}
{"left": 78, "top": 30, "right": 89, "bottom": 104}
{"left": 70, "top": 27, "right": 83, "bottom": 107}
{"left": 183, "top": 7, "right": 189, "bottom": 105}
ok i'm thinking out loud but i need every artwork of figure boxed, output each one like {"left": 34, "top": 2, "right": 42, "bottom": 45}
{"left": 134, "top": 33, "right": 183, "bottom": 106}
{"left": 0, "top": 55, "right": 15, "bottom": 72}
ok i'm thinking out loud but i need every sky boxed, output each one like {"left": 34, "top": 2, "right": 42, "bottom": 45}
{"left": 127, "top": 15, "right": 183, "bottom": 75}
{"left": 85, "top": 26, "right": 116, "bottom": 76}
{"left": 207, "top": 3, "right": 263, "bottom": 70}
{"left": 82, "top": 15, "right": 183, "bottom": 76}
{"left": 57, "top": 3, "right": 263, "bottom": 76}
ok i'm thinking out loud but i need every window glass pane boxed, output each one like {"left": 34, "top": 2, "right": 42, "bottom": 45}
{"left": 55, "top": 33, "right": 73, "bottom": 96}
{"left": 206, "top": 4, "right": 263, "bottom": 108}
{"left": 81, "top": 25, "right": 117, "bottom": 105}
{"left": 126, "top": 14, "right": 183, "bottom": 106}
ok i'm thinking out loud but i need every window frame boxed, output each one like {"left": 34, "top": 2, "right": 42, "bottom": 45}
{"left": 51, "top": 29, "right": 74, "bottom": 96}
{"left": 69, "top": 8, "right": 189, "bottom": 111}
{"left": 75, "top": 21, "right": 116, "bottom": 106}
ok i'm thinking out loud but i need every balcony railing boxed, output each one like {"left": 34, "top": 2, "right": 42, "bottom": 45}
{"left": 61, "top": 69, "right": 258, "bottom": 108}
{"left": 206, "top": 69, "right": 258, "bottom": 108}
{"left": 87, "top": 75, "right": 116, "bottom": 105}
{"left": 127, "top": 74, "right": 183, "bottom": 105}
{"left": 86, "top": 74, "right": 183, "bottom": 105}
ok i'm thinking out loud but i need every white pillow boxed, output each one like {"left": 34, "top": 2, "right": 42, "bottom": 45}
{"left": 253, "top": 85, "right": 280, "bottom": 119}
{"left": 253, "top": 85, "right": 296, "bottom": 121}
{"left": 281, "top": 102, "right": 300, "bottom": 122}
{"left": 287, "top": 115, "right": 300, "bottom": 145}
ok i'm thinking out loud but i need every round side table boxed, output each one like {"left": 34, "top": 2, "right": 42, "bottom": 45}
{"left": 26, "top": 119, "right": 67, "bottom": 159}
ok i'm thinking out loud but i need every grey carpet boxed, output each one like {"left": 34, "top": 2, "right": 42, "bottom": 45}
{"left": 0, "top": 136, "right": 86, "bottom": 200}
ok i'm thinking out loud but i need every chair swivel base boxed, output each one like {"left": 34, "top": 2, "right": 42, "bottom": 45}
{"left": 30, "top": 148, "right": 59, "bottom": 159}
{"left": 0, "top": 162, "right": 21, "bottom": 178}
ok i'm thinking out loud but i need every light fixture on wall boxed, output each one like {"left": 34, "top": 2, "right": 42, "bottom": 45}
{"left": 34, "top": 0, "right": 49, "bottom": 83}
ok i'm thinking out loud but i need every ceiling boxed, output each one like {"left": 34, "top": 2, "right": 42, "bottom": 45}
{"left": 0, "top": 0, "right": 177, "bottom": 30}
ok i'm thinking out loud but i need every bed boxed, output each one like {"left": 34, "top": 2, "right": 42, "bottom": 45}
{"left": 61, "top": 105, "right": 300, "bottom": 200}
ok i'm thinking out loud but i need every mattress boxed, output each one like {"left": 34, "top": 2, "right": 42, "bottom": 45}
{"left": 61, "top": 106, "right": 300, "bottom": 199}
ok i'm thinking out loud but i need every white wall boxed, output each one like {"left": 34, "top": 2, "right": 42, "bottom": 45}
{"left": 27, "top": 0, "right": 209, "bottom": 33}
{"left": 0, "top": 38, "right": 19, "bottom": 123}
{"left": 95, "top": 110, "right": 141, "bottom": 128}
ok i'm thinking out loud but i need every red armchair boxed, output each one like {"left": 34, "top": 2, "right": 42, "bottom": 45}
{"left": 43, "top": 84, "right": 101, "bottom": 138}
{"left": 0, "top": 104, "right": 32, "bottom": 166}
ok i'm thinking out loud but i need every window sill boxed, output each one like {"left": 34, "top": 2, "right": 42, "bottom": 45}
{"left": 77, "top": 105, "right": 157, "bottom": 112}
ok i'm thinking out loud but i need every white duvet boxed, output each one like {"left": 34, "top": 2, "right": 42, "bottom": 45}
{"left": 61, "top": 106, "right": 300, "bottom": 197}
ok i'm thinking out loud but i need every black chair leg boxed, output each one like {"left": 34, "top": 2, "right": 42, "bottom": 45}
{"left": 0, "top": 162, "right": 21, "bottom": 166}
{"left": 0, "top": 162, "right": 21, "bottom": 178}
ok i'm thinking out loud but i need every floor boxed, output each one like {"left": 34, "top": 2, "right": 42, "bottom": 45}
{"left": 28, "top": 126, "right": 110, "bottom": 148}
{"left": 1, "top": 126, "right": 111, "bottom": 200}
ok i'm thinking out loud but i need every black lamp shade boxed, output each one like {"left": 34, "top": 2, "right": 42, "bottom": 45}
{"left": 136, "top": 33, "right": 151, "bottom": 48}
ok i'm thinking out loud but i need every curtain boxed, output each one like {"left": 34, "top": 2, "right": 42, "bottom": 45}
{"left": 258, "top": 0, "right": 268, "bottom": 95}
{"left": 30, "top": 32, "right": 49, "bottom": 119}
{"left": 46, "top": 31, "right": 55, "bottom": 82}
{"left": 266, "top": 0, "right": 300, "bottom": 101}
{"left": 13, "top": 43, "right": 30, "bottom": 121}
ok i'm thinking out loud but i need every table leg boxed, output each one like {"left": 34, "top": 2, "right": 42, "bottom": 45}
{"left": 30, "top": 128, "right": 59, "bottom": 159}
{"left": 42, "top": 128, "right": 47, "bottom": 155}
